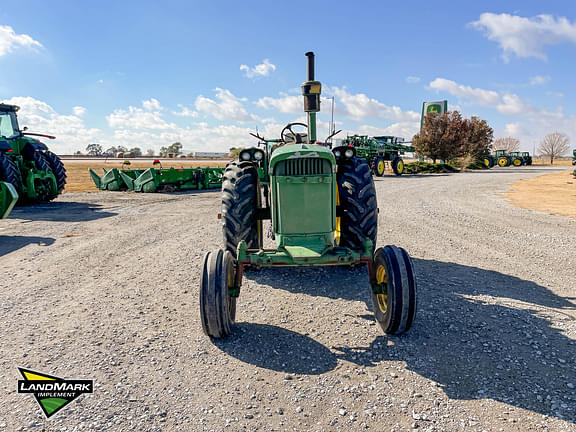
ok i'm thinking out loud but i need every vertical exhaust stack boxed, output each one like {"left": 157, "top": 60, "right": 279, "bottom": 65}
{"left": 302, "top": 52, "right": 322, "bottom": 143}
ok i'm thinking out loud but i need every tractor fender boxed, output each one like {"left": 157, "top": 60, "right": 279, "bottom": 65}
{"left": 21, "top": 141, "right": 48, "bottom": 160}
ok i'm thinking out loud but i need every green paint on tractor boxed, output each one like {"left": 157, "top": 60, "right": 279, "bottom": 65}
{"left": 0, "top": 104, "right": 66, "bottom": 203}
{"left": 199, "top": 52, "right": 418, "bottom": 339}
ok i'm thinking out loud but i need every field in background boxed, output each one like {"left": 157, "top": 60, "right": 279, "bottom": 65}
{"left": 63, "top": 160, "right": 227, "bottom": 192}
{"left": 531, "top": 157, "right": 573, "bottom": 166}
{"left": 504, "top": 169, "right": 576, "bottom": 220}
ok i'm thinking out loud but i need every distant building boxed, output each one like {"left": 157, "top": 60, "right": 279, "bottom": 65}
{"left": 191, "top": 151, "right": 230, "bottom": 158}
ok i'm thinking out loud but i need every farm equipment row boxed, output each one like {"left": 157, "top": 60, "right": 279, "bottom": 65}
{"left": 90, "top": 163, "right": 224, "bottom": 192}
{"left": 484, "top": 150, "right": 533, "bottom": 168}
{"left": 0, "top": 104, "right": 66, "bottom": 205}
{"left": 199, "top": 52, "right": 417, "bottom": 339}
{"left": 343, "top": 135, "right": 414, "bottom": 176}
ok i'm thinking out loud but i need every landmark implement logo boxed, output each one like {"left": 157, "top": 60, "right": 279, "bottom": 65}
{"left": 17, "top": 367, "right": 94, "bottom": 419}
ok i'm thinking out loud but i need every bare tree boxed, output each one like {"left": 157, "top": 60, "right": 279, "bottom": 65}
{"left": 493, "top": 137, "right": 520, "bottom": 153}
{"left": 538, "top": 132, "right": 570, "bottom": 165}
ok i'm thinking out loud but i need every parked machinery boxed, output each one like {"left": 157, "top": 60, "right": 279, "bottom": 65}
{"left": 199, "top": 52, "right": 417, "bottom": 338}
{"left": 343, "top": 135, "right": 414, "bottom": 176}
{"left": 0, "top": 104, "right": 66, "bottom": 203}
{"left": 484, "top": 150, "right": 532, "bottom": 168}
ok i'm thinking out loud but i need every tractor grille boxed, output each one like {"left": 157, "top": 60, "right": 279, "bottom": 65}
{"left": 274, "top": 158, "right": 331, "bottom": 176}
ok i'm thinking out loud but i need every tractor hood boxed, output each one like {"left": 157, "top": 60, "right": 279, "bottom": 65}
{"left": 269, "top": 143, "right": 335, "bottom": 170}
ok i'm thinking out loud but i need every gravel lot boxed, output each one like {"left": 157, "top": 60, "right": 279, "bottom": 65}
{"left": 1, "top": 166, "right": 574, "bottom": 431}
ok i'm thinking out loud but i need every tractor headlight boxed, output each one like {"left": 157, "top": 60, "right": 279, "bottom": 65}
{"left": 254, "top": 150, "right": 264, "bottom": 161}
{"left": 240, "top": 151, "right": 251, "bottom": 161}
{"left": 345, "top": 149, "right": 354, "bottom": 158}
{"left": 334, "top": 150, "right": 341, "bottom": 158}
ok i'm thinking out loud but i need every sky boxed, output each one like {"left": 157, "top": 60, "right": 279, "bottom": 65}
{"left": 1, "top": 0, "right": 575, "bottom": 154}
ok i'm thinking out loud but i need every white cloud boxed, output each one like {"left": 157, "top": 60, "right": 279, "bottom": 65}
{"left": 355, "top": 122, "right": 420, "bottom": 142}
{"left": 195, "top": 88, "right": 260, "bottom": 122}
{"left": 330, "top": 87, "right": 420, "bottom": 122}
{"left": 429, "top": 78, "right": 500, "bottom": 105}
{"left": 107, "top": 100, "right": 176, "bottom": 131}
{"left": 471, "top": 13, "right": 576, "bottom": 61}
{"left": 256, "top": 94, "right": 302, "bottom": 113}
{"left": 0, "top": 24, "right": 42, "bottom": 57}
{"left": 240, "top": 59, "right": 276, "bottom": 78}
{"left": 173, "top": 104, "right": 198, "bottom": 118}
{"left": 529, "top": 75, "right": 550, "bottom": 86}
{"left": 1, "top": 97, "right": 102, "bottom": 154}
{"left": 73, "top": 106, "right": 86, "bottom": 117}
{"left": 428, "top": 77, "right": 576, "bottom": 150}
{"left": 142, "top": 98, "right": 162, "bottom": 111}
{"left": 405, "top": 76, "right": 421, "bottom": 84}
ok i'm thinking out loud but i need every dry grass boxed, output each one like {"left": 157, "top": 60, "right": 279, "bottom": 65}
{"left": 531, "top": 157, "right": 573, "bottom": 166}
{"left": 63, "top": 160, "right": 227, "bottom": 192}
{"left": 504, "top": 169, "right": 576, "bottom": 220}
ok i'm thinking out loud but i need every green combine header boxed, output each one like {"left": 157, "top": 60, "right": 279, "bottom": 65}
{"left": 90, "top": 162, "right": 224, "bottom": 192}
{"left": 342, "top": 135, "right": 415, "bottom": 176}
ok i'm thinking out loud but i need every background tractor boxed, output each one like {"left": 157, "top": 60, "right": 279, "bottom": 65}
{"left": 572, "top": 149, "right": 575, "bottom": 166}
{"left": 484, "top": 150, "right": 532, "bottom": 168}
{"left": 0, "top": 104, "right": 66, "bottom": 203}
{"left": 200, "top": 52, "right": 417, "bottom": 339}
{"left": 343, "top": 135, "right": 414, "bottom": 176}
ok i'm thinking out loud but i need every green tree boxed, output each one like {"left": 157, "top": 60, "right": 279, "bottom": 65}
{"left": 86, "top": 143, "right": 103, "bottom": 156}
{"left": 229, "top": 147, "right": 244, "bottom": 159}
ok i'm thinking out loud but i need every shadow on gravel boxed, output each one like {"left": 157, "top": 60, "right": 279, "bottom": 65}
{"left": 11, "top": 202, "right": 117, "bottom": 222}
{"left": 213, "top": 323, "right": 337, "bottom": 374}
{"left": 245, "top": 260, "right": 576, "bottom": 422}
{"left": 0, "top": 235, "right": 55, "bottom": 256}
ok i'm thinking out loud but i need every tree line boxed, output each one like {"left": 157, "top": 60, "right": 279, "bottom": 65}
{"left": 413, "top": 111, "right": 571, "bottom": 165}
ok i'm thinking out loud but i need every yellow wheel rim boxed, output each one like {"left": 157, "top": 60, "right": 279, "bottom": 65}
{"left": 375, "top": 265, "right": 388, "bottom": 313}
{"left": 514, "top": 159, "right": 521, "bottom": 166}
{"left": 397, "top": 160, "right": 404, "bottom": 174}
{"left": 484, "top": 158, "right": 490, "bottom": 167}
{"left": 377, "top": 160, "right": 385, "bottom": 175}
{"left": 498, "top": 158, "right": 507, "bottom": 167}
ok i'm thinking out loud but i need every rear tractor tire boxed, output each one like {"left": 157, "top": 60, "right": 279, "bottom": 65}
{"left": 391, "top": 157, "right": 405, "bottom": 176}
{"left": 222, "top": 161, "right": 262, "bottom": 256}
{"left": 371, "top": 245, "right": 417, "bottom": 335}
{"left": 337, "top": 157, "right": 378, "bottom": 251}
{"left": 199, "top": 249, "right": 237, "bottom": 338}
{"left": 44, "top": 150, "right": 67, "bottom": 193}
{"left": 0, "top": 152, "right": 21, "bottom": 191}
{"left": 372, "top": 156, "right": 385, "bottom": 177}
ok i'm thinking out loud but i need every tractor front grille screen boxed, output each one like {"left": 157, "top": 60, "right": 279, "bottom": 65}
{"left": 274, "top": 158, "right": 331, "bottom": 176}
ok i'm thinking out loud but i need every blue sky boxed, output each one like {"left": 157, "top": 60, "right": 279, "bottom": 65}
{"left": 1, "top": 0, "right": 575, "bottom": 153}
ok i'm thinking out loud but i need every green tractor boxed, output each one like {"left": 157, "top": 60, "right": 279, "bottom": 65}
{"left": 0, "top": 104, "right": 66, "bottom": 203}
{"left": 571, "top": 149, "right": 575, "bottom": 166}
{"left": 484, "top": 150, "right": 532, "bottom": 168}
{"left": 343, "top": 135, "right": 414, "bottom": 176}
{"left": 200, "top": 52, "right": 417, "bottom": 338}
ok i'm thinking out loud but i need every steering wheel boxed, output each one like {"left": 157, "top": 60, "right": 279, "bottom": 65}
{"left": 280, "top": 122, "right": 308, "bottom": 144}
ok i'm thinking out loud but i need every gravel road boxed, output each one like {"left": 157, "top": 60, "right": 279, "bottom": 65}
{"left": 1, "top": 166, "right": 574, "bottom": 431}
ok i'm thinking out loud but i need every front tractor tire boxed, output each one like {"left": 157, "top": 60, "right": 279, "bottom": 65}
{"left": 371, "top": 245, "right": 417, "bottom": 335}
{"left": 391, "top": 157, "right": 405, "bottom": 176}
{"left": 372, "top": 156, "right": 385, "bottom": 177}
{"left": 222, "top": 161, "right": 262, "bottom": 256}
{"left": 200, "top": 249, "right": 237, "bottom": 338}
{"left": 512, "top": 158, "right": 522, "bottom": 167}
{"left": 497, "top": 157, "right": 509, "bottom": 167}
{"left": 337, "top": 157, "right": 378, "bottom": 251}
